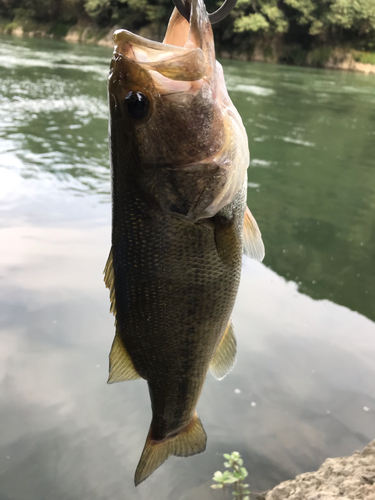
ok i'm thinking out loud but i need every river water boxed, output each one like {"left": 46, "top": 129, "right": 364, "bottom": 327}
{"left": 0, "top": 35, "right": 374, "bottom": 499}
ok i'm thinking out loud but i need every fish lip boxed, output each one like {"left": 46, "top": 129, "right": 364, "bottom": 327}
{"left": 113, "top": 29, "right": 187, "bottom": 57}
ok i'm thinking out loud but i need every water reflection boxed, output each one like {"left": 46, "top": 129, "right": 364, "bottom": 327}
{"left": 0, "top": 35, "right": 374, "bottom": 499}
{"left": 0, "top": 207, "right": 374, "bottom": 498}
{"left": 1, "top": 36, "right": 374, "bottom": 319}
{"left": 225, "top": 62, "right": 375, "bottom": 320}
{"left": 0, "top": 36, "right": 111, "bottom": 197}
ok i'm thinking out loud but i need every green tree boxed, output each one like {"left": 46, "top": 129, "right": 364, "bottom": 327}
{"left": 1, "top": 0, "right": 375, "bottom": 57}
{"left": 83, "top": 0, "right": 172, "bottom": 28}
{"left": 0, "top": 0, "right": 81, "bottom": 23}
{"left": 328, "top": 0, "right": 375, "bottom": 33}
{"left": 283, "top": 0, "right": 323, "bottom": 34}
{"left": 233, "top": 0, "right": 289, "bottom": 34}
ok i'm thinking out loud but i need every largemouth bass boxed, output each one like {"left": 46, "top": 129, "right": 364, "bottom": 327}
{"left": 105, "top": 0, "right": 264, "bottom": 486}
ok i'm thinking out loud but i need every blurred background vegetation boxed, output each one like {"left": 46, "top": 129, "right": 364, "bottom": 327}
{"left": 1, "top": 0, "right": 375, "bottom": 64}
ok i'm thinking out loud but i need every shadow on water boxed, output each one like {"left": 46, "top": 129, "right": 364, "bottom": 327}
{"left": 0, "top": 35, "right": 374, "bottom": 499}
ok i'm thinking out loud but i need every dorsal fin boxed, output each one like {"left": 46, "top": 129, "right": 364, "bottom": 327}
{"left": 243, "top": 206, "right": 265, "bottom": 262}
{"left": 104, "top": 247, "right": 141, "bottom": 383}
{"left": 210, "top": 321, "right": 237, "bottom": 380}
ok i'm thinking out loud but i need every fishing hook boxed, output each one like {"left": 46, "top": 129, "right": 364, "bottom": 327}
{"left": 172, "top": 0, "right": 238, "bottom": 25}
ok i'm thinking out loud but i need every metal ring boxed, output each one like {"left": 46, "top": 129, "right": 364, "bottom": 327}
{"left": 172, "top": 0, "right": 238, "bottom": 25}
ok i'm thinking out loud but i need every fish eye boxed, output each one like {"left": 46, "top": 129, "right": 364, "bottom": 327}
{"left": 125, "top": 91, "right": 150, "bottom": 120}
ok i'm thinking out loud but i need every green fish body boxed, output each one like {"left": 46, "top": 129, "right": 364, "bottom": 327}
{"left": 105, "top": 0, "right": 264, "bottom": 485}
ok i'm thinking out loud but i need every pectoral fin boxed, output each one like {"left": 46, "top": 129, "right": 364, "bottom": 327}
{"left": 214, "top": 214, "right": 241, "bottom": 265}
{"left": 210, "top": 321, "right": 237, "bottom": 380}
{"left": 243, "top": 207, "right": 265, "bottom": 262}
{"left": 108, "top": 330, "right": 142, "bottom": 383}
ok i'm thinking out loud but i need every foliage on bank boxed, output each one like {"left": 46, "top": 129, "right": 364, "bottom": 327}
{"left": 1, "top": 0, "right": 375, "bottom": 62}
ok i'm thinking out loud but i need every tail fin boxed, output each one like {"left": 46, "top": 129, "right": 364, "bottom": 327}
{"left": 134, "top": 413, "right": 207, "bottom": 486}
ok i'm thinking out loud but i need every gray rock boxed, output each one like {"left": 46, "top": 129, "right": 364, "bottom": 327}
{"left": 258, "top": 440, "right": 375, "bottom": 500}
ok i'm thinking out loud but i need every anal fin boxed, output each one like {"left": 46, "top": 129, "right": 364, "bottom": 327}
{"left": 104, "top": 247, "right": 116, "bottom": 315}
{"left": 108, "top": 330, "right": 142, "bottom": 383}
{"left": 104, "top": 247, "right": 142, "bottom": 383}
{"left": 134, "top": 413, "right": 206, "bottom": 486}
{"left": 210, "top": 321, "right": 237, "bottom": 380}
{"left": 243, "top": 206, "right": 265, "bottom": 262}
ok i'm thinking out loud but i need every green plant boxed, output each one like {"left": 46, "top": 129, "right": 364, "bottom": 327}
{"left": 280, "top": 44, "right": 308, "bottom": 65}
{"left": 308, "top": 46, "right": 332, "bottom": 67}
{"left": 211, "top": 451, "right": 250, "bottom": 500}
{"left": 352, "top": 50, "right": 375, "bottom": 65}
{"left": 48, "top": 22, "right": 73, "bottom": 37}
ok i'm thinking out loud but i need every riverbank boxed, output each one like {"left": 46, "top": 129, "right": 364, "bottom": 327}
{"left": 1, "top": 19, "right": 375, "bottom": 75}
{"left": 257, "top": 440, "right": 375, "bottom": 500}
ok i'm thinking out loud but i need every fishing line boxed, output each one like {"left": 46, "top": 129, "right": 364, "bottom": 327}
{"left": 172, "top": 0, "right": 238, "bottom": 24}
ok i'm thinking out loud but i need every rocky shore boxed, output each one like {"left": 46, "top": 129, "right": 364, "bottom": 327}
{"left": 257, "top": 440, "right": 375, "bottom": 500}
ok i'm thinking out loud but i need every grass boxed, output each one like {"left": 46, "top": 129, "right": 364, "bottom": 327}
{"left": 49, "top": 22, "right": 73, "bottom": 38}
{"left": 307, "top": 46, "right": 332, "bottom": 67}
{"left": 352, "top": 50, "right": 375, "bottom": 65}
{"left": 279, "top": 44, "right": 308, "bottom": 66}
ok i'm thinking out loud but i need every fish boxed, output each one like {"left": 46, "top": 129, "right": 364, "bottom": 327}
{"left": 104, "top": 0, "right": 265, "bottom": 486}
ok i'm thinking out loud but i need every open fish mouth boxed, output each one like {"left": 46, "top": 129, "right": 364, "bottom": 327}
{"left": 112, "top": 0, "right": 215, "bottom": 94}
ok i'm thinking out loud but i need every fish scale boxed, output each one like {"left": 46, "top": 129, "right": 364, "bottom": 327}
{"left": 105, "top": 0, "right": 264, "bottom": 486}
{"left": 113, "top": 189, "right": 244, "bottom": 376}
